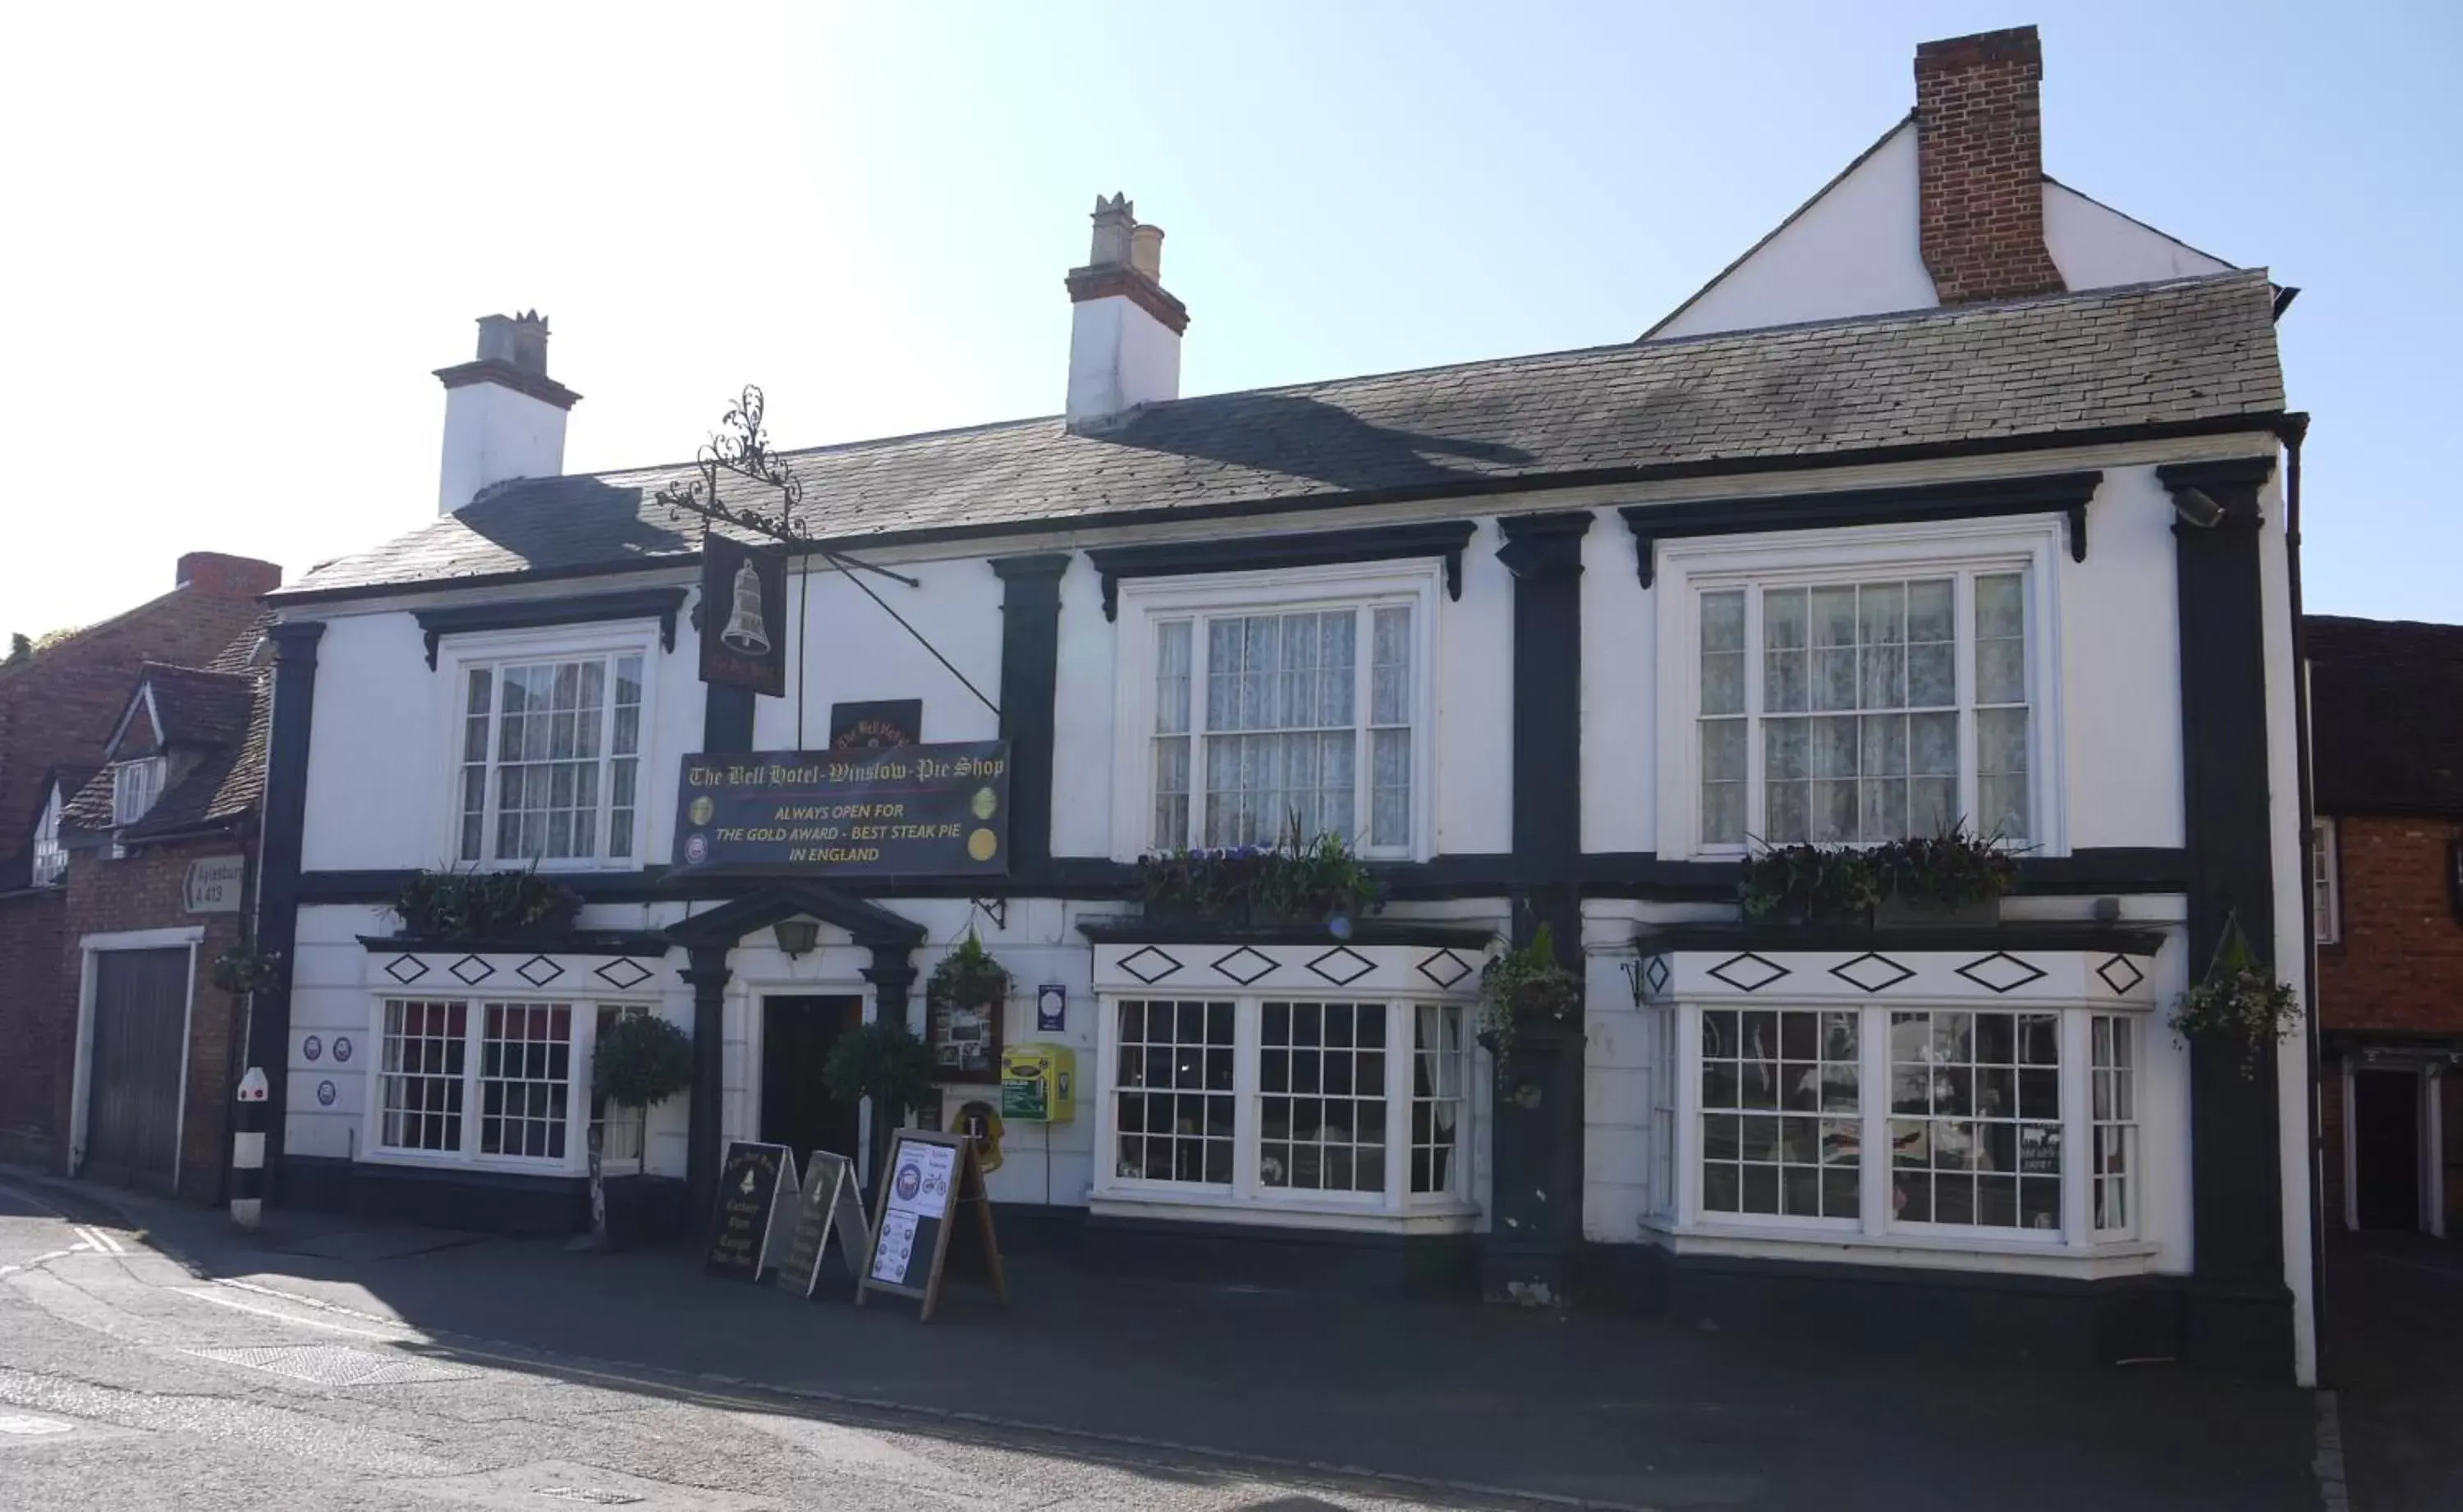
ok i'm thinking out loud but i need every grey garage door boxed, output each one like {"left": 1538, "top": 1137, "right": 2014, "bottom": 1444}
{"left": 85, "top": 947, "right": 191, "bottom": 1191}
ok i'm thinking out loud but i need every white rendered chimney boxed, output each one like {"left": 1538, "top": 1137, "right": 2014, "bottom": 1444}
{"left": 434, "top": 311, "right": 581, "bottom": 514}
{"left": 1065, "top": 195, "right": 1188, "bottom": 428}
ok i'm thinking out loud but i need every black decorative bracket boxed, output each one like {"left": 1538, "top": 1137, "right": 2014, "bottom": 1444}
{"left": 971, "top": 897, "right": 1008, "bottom": 930}
{"left": 1619, "top": 471, "right": 2103, "bottom": 589}
{"left": 1086, "top": 520, "right": 1476, "bottom": 621}
{"left": 414, "top": 588, "right": 688, "bottom": 671}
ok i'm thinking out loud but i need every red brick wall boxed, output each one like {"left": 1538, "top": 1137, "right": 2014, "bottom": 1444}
{"left": 0, "top": 890, "right": 67, "bottom": 1166}
{"left": 44, "top": 834, "right": 255, "bottom": 1203}
{"left": 1914, "top": 26, "right": 2067, "bottom": 305}
{"left": 2317, "top": 815, "right": 2463, "bottom": 1033}
{"left": 0, "top": 576, "right": 272, "bottom": 861}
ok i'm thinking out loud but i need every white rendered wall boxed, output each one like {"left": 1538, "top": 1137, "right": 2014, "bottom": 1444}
{"left": 1437, "top": 520, "right": 1515, "bottom": 855}
{"left": 1580, "top": 509, "right": 1654, "bottom": 853}
{"left": 1649, "top": 121, "right": 2238, "bottom": 342}
{"left": 438, "top": 383, "right": 567, "bottom": 515}
{"left": 751, "top": 557, "right": 1007, "bottom": 751}
{"left": 1047, "top": 556, "right": 1117, "bottom": 858}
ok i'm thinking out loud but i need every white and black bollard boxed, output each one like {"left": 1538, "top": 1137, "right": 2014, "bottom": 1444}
{"left": 231, "top": 1067, "right": 268, "bottom": 1231}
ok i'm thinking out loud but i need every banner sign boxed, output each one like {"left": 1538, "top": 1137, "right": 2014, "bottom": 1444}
{"left": 699, "top": 534, "right": 788, "bottom": 698}
{"left": 672, "top": 740, "right": 1011, "bottom": 876}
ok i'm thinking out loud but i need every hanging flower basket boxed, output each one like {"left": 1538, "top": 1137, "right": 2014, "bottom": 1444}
{"left": 1475, "top": 922, "right": 1582, "bottom": 1074}
{"left": 2169, "top": 911, "right": 2300, "bottom": 1079}
{"left": 928, "top": 931, "right": 1012, "bottom": 1011}
{"left": 209, "top": 942, "right": 283, "bottom": 996}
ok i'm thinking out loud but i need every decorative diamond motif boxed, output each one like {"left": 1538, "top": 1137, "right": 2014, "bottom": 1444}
{"left": 1828, "top": 952, "right": 1917, "bottom": 994}
{"left": 1954, "top": 951, "right": 2048, "bottom": 995}
{"left": 594, "top": 958, "right": 654, "bottom": 991}
{"left": 1706, "top": 952, "right": 1789, "bottom": 993}
{"left": 383, "top": 954, "right": 429, "bottom": 985}
{"left": 1644, "top": 955, "right": 1671, "bottom": 996}
{"left": 1305, "top": 946, "right": 1375, "bottom": 987}
{"left": 2096, "top": 955, "right": 2146, "bottom": 996}
{"left": 448, "top": 955, "right": 496, "bottom": 986}
{"left": 1416, "top": 949, "right": 1475, "bottom": 990}
{"left": 516, "top": 955, "right": 565, "bottom": 987}
{"left": 1118, "top": 946, "right": 1185, "bottom": 986}
{"left": 1209, "top": 946, "right": 1278, "bottom": 986}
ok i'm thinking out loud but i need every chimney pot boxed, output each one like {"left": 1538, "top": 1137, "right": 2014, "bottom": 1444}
{"left": 1129, "top": 224, "right": 1165, "bottom": 282}
{"left": 1089, "top": 193, "right": 1136, "bottom": 268}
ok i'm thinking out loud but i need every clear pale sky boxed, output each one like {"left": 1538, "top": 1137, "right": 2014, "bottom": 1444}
{"left": 3, "top": 0, "right": 2453, "bottom": 636}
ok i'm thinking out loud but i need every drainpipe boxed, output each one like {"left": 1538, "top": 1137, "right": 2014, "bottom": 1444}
{"left": 2277, "top": 411, "right": 2322, "bottom": 1382}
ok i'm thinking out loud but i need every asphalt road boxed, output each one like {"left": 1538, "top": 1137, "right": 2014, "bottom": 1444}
{"left": 0, "top": 1179, "right": 1529, "bottom": 1512}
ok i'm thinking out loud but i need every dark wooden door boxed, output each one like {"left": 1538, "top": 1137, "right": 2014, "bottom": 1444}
{"left": 85, "top": 948, "right": 191, "bottom": 1192}
{"left": 2354, "top": 1069, "right": 2421, "bottom": 1230}
{"left": 760, "top": 996, "right": 864, "bottom": 1177}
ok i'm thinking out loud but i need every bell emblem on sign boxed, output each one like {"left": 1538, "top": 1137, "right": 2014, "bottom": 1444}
{"left": 720, "top": 559, "right": 770, "bottom": 656}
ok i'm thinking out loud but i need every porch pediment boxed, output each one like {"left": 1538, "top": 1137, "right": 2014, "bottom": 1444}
{"left": 665, "top": 881, "right": 924, "bottom": 951}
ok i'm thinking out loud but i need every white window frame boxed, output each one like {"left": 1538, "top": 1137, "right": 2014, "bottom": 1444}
{"left": 30, "top": 783, "right": 66, "bottom": 887}
{"left": 2312, "top": 818, "right": 2339, "bottom": 946}
{"left": 1661, "top": 998, "right": 2148, "bottom": 1253}
{"left": 436, "top": 624, "right": 662, "bottom": 873}
{"left": 111, "top": 756, "right": 167, "bottom": 827}
{"left": 1654, "top": 520, "right": 2066, "bottom": 859}
{"left": 361, "top": 992, "right": 654, "bottom": 1175}
{"left": 1109, "top": 561, "right": 1442, "bottom": 864}
{"left": 1091, "top": 992, "right": 1475, "bottom": 1224}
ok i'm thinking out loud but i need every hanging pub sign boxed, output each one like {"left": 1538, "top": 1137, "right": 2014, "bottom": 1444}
{"left": 699, "top": 534, "right": 788, "bottom": 698}
{"left": 672, "top": 740, "right": 1011, "bottom": 877}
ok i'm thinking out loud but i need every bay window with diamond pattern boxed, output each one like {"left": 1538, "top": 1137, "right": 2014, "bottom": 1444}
{"left": 1658, "top": 997, "right": 2147, "bottom": 1250}
{"left": 1098, "top": 992, "right": 1471, "bottom": 1221}
{"left": 369, "top": 992, "right": 657, "bottom": 1173}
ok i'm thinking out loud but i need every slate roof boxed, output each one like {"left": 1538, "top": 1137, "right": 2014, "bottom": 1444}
{"left": 278, "top": 269, "right": 2286, "bottom": 601}
{"left": 2308, "top": 616, "right": 2463, "bottom": 818}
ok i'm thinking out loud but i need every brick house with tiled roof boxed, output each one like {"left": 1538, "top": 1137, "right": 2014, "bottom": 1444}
{"left": 0, "top": 555, "right": 279, "bottom": 1193}
{"left": 2307, "top": 615, "right": 2463, "bottom": 1239}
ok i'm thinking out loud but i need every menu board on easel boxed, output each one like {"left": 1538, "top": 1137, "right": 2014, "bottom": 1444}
{"left": 704, "top": 1141, "right": 791, "bottom": 1281}
{"left": 855, "top": 1129, "right": 1007, "bottom": 1322}
{"left": 773, "top": 1149, "right": 872, "bottom": 1299}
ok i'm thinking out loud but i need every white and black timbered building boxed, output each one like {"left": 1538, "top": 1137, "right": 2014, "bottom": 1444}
{"left": 249, "top": 27, "right": 2319, "bottom": 1379}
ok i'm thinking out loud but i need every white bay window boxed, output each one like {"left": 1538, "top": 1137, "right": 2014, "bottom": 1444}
{"left": 1664, "top": 523, "right": 2061, "bottom": 858}
{"left": 371, "top": 996, "right": 648, "bottom": 1172}
{"left": 1101, "top": 995, "right": 1470, "bottom": 1217}
{"left": 1117, "top": 563, "right": 1438, "bottom": 861}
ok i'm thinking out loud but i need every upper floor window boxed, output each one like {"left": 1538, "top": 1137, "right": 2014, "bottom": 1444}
{"left": 456, "top": 653, "right": 645, "bottom": 867}
{"left": 1117, "top": 563, "right": 1437, "bottom": 861}
{"left": 112, "top": 757, "right": 166, "bottom": 827}
{"left": 30, "top": 785, "right": 66, "bottom": 887}
{"left": 1662, "top": 521, "right": 2060, "bottom": 858}
{"left": 2312, "top": 818, "right": 2339, "bottom": 945}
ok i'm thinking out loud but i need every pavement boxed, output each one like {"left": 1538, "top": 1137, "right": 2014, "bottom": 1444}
{"left": 1, "top": 1166, "right": 2336, "bottom": 1511}
{"left": 2321, "top": 1228, "right": 2463, "bottom": 1512}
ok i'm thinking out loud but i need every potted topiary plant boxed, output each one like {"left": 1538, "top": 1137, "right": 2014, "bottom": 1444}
{"left": 1475, "top": 922, "right": 1583, "bottom": 1075}
{"left": 823, "top": 1017, "right": 938, "bottom": 1191}
{"left": 2170, "top": 913, "right": 2300, "bottom": 1079}
{"left": 589, "top": 1013, "right": 693, "bottom": 1249}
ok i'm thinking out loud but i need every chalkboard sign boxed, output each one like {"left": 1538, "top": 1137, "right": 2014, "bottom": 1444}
{"left": 704, "top": 1141, "right": 791, "bottom": 1281}
{"left": 773, "top": 1149, "right": 872, "bottom": 1299}
{"left": 855, "top": 1129, "right": 1007, "bottom": 1321}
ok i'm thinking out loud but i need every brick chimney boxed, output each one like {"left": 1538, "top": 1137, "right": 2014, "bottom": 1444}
{"left": 176, "top": 552, "right": 282, "bottom": 598}
{"left": 1065, "top": 195, "right": 1188, "bottom": 428}
{"left": 433, "top": 311, "right": 580, "bottom": 515}
{"left": 1915, "top": 26, "right": 2067, "bottom": 305}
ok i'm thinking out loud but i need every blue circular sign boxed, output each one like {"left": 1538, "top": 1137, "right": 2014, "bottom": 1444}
{"left": 332, "top": 1037, "right": 352, "bottom": 1064}
{"left": 315, "top": 1080, "right": 337, "bottom": 1107}
{"left": 301, "top": 1035, "right": 322, "bottom": 1062}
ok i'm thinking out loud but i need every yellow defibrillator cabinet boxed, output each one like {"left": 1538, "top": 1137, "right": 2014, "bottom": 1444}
{"left": 999, "top": 1043, "right": 1076, "bottom": 1123}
